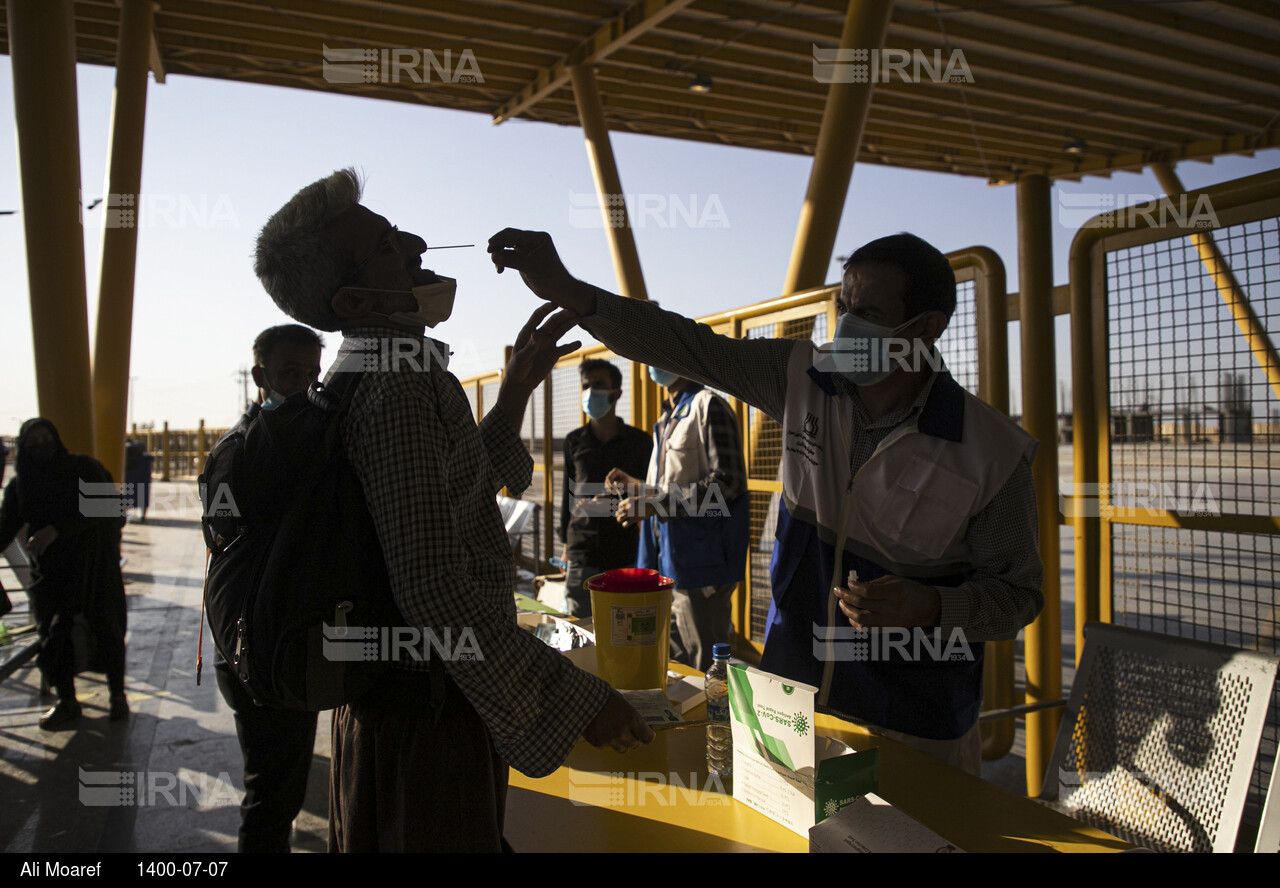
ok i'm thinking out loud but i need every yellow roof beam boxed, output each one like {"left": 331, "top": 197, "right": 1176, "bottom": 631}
{"left": 491, "top": 0, "right": 699, "bottom": 125}
{"left": 149, "top": 15, "right": 165, "bottom": 83}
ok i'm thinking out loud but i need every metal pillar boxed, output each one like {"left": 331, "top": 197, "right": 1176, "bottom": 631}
{"left": 1016, "top": 174, "right": 1062, "bottom": 797}
{"left": 781, "top": 0, "right": 894, "bottom": 295}
{"left": 950, "top": 248, "right": 1016, "bottom": 761}
{"left": 569, "top": 64, "right": 657, "bottom": 433}
{"left": 94, "top": 0, "right": 155, "bottom": 484}
{"left": 7, "top": 0, "right": 94, "bottom": 455}
{"left": 1151, "top": 162, "right": 1280, "bottom": 405}
{"left": 161, "top": 421, "right": 170, "bottom": 481}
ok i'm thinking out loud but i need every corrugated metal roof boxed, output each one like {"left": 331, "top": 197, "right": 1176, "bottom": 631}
{"left": 3, "top": 0, "right": 1277, "bottom": 181}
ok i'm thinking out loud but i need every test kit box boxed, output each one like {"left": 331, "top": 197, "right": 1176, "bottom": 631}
{"left": 728, "top": 664, "right": 878, "bottom": 837}
{"left": 809, "top": 793, "right": 965, "bottom": 853}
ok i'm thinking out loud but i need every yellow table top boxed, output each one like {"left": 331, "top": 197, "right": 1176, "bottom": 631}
{"left": 506, "top": 656, "right": 1130, "bottom": 853}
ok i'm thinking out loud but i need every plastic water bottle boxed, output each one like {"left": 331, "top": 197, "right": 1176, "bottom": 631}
{"left": 705, "top": 642, "right": 732, "bottom": 779}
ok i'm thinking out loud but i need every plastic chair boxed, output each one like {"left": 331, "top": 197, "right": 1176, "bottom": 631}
{"left": 1256, "top": 748, "right": 1280, "bottom": 853}
{"left": 1040, "top": 621, "right": 1278, "bottom": 853}
{"left": 495, "top": 495, "right": 539, "bottom": 552}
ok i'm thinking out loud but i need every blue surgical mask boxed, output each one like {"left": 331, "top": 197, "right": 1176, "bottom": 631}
{"left": 648, "top": 366, "right": 679, "bottom": 388}
{"left": 827, "top": 312, "right": 925, "bottom": 386}
{"left": 582, "top": 389, "right": 616, "bottom": 420}
{"left": 261, "top": 388, "right": 288, "bottom": 411}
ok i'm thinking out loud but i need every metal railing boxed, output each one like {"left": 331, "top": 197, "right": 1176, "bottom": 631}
{"left": 130, "top": 420, "right": 229, "bottom": 480}
{"left": 1068, "top": 167, "right": 1280, "bottom": 819}
{"left": 457, "top": 247, "right": 1008, "bottom": 661}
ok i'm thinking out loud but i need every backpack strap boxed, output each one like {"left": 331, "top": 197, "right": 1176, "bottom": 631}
{"left": 308, "top": 372, "right": 366, "bottom": 458}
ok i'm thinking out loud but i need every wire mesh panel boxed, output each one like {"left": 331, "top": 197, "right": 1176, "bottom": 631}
{"left": 521, "top": 380, "right": 546, "bottom": 466}
{"left": 480, "top": 381, "right": 499, "bottom": 424}
{"left": 464, "top": 384, "right": 479, "bottom": 422}
{"left": 742, "top": 311, "right": 830, "bottom": 640}
{"left": 935, "top": 278, "right": 978, "bottom": 395}
{"left": 1104, "top": 214, "right": 1280, "bottom": 823}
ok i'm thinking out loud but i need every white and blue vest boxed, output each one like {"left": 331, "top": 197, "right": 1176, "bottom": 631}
{"left": 637, "top": 385, "right": 750, "bottom": 589}
{"left": 758, "top": 344, "right": 1038, "bottom": 739}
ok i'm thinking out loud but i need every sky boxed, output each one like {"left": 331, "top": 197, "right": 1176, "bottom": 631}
{"left": 1, "top": 55, "right": 1277, "bottom": 438}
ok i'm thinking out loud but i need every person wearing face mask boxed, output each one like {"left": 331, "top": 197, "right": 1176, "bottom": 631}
{"left": 211, "top": 323, "right": 323, "bottom": 853}
{"left": 489, "top": 229, "right": 1043, "bottom": 776}
{"left": 558, "top": 358, "right": 653, "bottom": 617}
{"left": 0, "top": 419, "right": 129, "bottom": 730}
{"left": 254, "top": 169, "right": 652, "bottom": 852}
{"left": 603, "top": 364, "right": 749, "bottom": 673}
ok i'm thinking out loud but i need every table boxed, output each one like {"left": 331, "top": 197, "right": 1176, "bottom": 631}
{"left": 505, "top": 653, "right": 1131, "bottom": 852}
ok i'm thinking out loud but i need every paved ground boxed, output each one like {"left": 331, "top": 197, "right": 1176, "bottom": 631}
{"left": 0, "top": 480, "right": 1053, "bottom": 853}
{"left": 0, "top": 482, "right": 328, "bottom": 854}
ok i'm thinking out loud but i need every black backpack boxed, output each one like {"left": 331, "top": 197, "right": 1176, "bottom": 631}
{"left": 199, "top": 374, "right": 403, "bottom": 711}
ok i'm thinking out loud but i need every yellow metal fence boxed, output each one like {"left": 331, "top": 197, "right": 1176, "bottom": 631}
{"left": 457, "top": 247, "right": 1008, "bottom": 660}
{"left": 1069, "top": 169, "right": 1280, "bottom": 820}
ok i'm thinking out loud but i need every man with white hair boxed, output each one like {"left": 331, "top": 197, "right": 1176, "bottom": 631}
{"left": 254, "top": 170, "right": 651, "bottom": 852}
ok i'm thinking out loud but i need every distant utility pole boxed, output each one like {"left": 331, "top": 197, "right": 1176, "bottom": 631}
{"left": 238, "top": 366, "right": 252, "bottom": 412}
{"left": 128, "top": 376, "right": 138, "bottom": 428}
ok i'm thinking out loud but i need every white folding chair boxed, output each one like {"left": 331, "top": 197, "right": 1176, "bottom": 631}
{"left": 1256, "top": 748, "right": 1280, "bottom": 853}
{"left": 495, "top": 495, "right": 539, "bottom": 553}
{"left": 1041, "top": 621, "right": 1279, "bottom": 853}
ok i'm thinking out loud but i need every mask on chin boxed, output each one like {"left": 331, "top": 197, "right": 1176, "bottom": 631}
{"left": 376, "top": 276, "right": 457, "bottom": 328}
{"left": 261, "top": 388, "right": 289, "bottom": 411}
{"left": 341, "top": 276, "right": 456, "bottom": 328}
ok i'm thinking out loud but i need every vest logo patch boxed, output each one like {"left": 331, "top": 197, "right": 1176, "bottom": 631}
{"left": 786, "top": 411, "right": 823, "bottom": 467}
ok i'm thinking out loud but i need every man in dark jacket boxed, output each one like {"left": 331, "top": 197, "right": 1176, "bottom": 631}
{"left": 214, "top": 323, "right": 323, "bottom": 853}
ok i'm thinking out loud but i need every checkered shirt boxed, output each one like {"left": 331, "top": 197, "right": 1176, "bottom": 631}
{"left": 327, "top": 327, "right": 610, "bottom": 777}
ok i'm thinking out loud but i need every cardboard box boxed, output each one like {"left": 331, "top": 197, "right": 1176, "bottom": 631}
{"left": 809, "top": 793, "right": 964, "bottom": 853}
{"left": 728, "top": 664, "right": 878, "bottom": 837}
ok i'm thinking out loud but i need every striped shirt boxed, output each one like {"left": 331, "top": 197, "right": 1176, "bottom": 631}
{"left": 327, "top": 328, "right": 610, "bottom": 777}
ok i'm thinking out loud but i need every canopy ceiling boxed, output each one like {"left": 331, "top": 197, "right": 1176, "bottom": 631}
{"left": 2, "top": 0, "right": 1278, "bottom": 181}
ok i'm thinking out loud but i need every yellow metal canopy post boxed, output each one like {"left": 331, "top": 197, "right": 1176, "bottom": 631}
{"left": 950, "top": 247, "right": 1016, "bottom": 762}
{"left": 1017, "top": 173, "right": 1062, "bottom": 797}
{"left": 7, "top": 0, "right": 94, "bottom": 454}
{"left": 781, "top": 0, "right": 894, "bottom": 296}
{"left": 94, "top": 0, "right": 155, "bottom": 484}
{"left": 570, "top": 63, "right": 656, "bottom": 433}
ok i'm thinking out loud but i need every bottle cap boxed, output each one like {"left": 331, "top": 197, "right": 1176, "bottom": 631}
{"left": 712, "top": 643, "right": 731, "bottom": 659}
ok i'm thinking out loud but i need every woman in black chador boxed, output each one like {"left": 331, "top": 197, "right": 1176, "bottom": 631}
{"left": 0, "top": 419, "right": 128, "bottom": 729}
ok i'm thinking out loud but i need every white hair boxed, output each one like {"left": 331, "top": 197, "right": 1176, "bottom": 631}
{"left": 254, "top": 168, "right": 364, "bottom": 331}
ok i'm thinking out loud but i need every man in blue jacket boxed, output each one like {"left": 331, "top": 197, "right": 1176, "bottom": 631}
{"left": 606, "top": 367, "right": 748, "bottom": 672}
